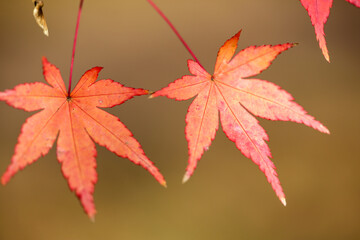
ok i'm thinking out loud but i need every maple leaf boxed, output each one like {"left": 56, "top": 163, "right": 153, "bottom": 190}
{"left": 0, "top": 57, "right": 166, "bottom": 220}
{"left": 347, "top": 0, "right": 360, "bottom": 7}
{"left": 151, "top": 31, "right": 329, "bottom": 205}
{"left": 300, "top": 0, "right": 359, "bottom": 62}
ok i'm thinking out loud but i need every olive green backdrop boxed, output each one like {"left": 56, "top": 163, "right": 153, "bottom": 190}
{"left": 0, "top": 0, "right": 359, "bottom": 239}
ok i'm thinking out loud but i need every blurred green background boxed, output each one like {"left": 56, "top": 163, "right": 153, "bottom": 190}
{"left": 0, "top": 0, "right": 359, "bottom": 239}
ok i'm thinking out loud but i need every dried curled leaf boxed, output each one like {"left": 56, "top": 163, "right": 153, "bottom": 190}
{"left": 32, "top": 0, "right": 49, "bottom": 36}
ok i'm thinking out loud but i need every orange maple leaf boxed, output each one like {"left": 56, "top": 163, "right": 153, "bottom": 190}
{"left": 300, "top": 0, "right": 360, "bottom": 62}
{"left": 0, "top": 57, "right": 166, "bottom": 220}
{"left": 152, "top": 31, "right": 329, "bottom": 205}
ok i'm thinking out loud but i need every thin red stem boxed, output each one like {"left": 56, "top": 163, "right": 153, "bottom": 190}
{"left": 147, "top": 0, "right": 204, "bottom": 69}
{"left": 68, "top": 0, "right": 84, "bottom": 95}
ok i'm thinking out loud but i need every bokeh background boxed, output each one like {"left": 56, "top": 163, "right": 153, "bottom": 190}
{"left": 0, "top": 0, "right": 359, "bottom": 239}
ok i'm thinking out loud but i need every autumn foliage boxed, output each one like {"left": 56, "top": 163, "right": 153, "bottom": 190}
{"left": 2, "top": 0, "right": 357, "bottom": 219}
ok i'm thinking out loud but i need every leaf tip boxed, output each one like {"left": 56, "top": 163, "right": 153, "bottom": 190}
{"left": 89, "top": 215, "right": 96, "bottom": 223}
{"left": 321, "top": 125, "right": 330, "bottom": 134}
{"left": 161, "top": 181, "right": 167, "bottom": 188}
{"left": 182, "top": 172, "right": 191, "bottom": 183}
{"left": 1, "top": 169, "right": 13, "bottom": 185}
{"left": 141, "top": 89, "right": 150, "bottom": 97}
{"left": 229, "top": 29, "right": 242, "bottom": 45}
{"left": 41, "top": 56, "right": 48, "bottom": 64}
{"left": 313, "top": 122, "right": 330, "bottom": 134}
{"left": 93, "top": 66, "right": 104, "bottom": 73}
{"left": 235, "top": 29, "right": 242, "bottom": 38}
{"left": 44, "top": 28, "right": 49, "bottom": 37}
{"left": 148, "top": 92, "right": 157, "bottom": 99}
{"left": 1, "top": 177, "right": 7, "bottom": 186}
{"left": 280, "top": 197, "right": 287, "bottom": 206}
{"left": 320, "top": 40, "right": 330, "bottom": 62}
{"left": 324, "top": 53, "right": 330, "bottom": 63}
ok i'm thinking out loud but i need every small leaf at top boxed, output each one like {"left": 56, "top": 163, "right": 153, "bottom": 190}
{"left": 32, "top": 0, "right": 49, "bottom": 36}
{"left": 152, "top": 31, "right": 329, "bottom": 205}
{"left": 346, "top": 0, "right": 360, "bottom": 7}
{"left": 300, "top": 0, "right": 359, "bottom": 62}
{"left": 0, "top": 57, "right": 166, "bottom": 219}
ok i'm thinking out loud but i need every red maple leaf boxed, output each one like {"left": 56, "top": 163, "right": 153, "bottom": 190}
{"left": 300, "top": 0, "right": 360, "bottom": 62}
{"left": 0, "top": 57, "right": 166, "bottom": 220}
{"left": 152, "top": 31, "right": 329, "bottom": 205}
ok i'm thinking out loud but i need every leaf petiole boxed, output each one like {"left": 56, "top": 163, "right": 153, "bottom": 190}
{"left": 147, "top": 0, "right": 204, "bottom": 69}
{"left": 68, "top": 0, "right": 84, "bottom": 95}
